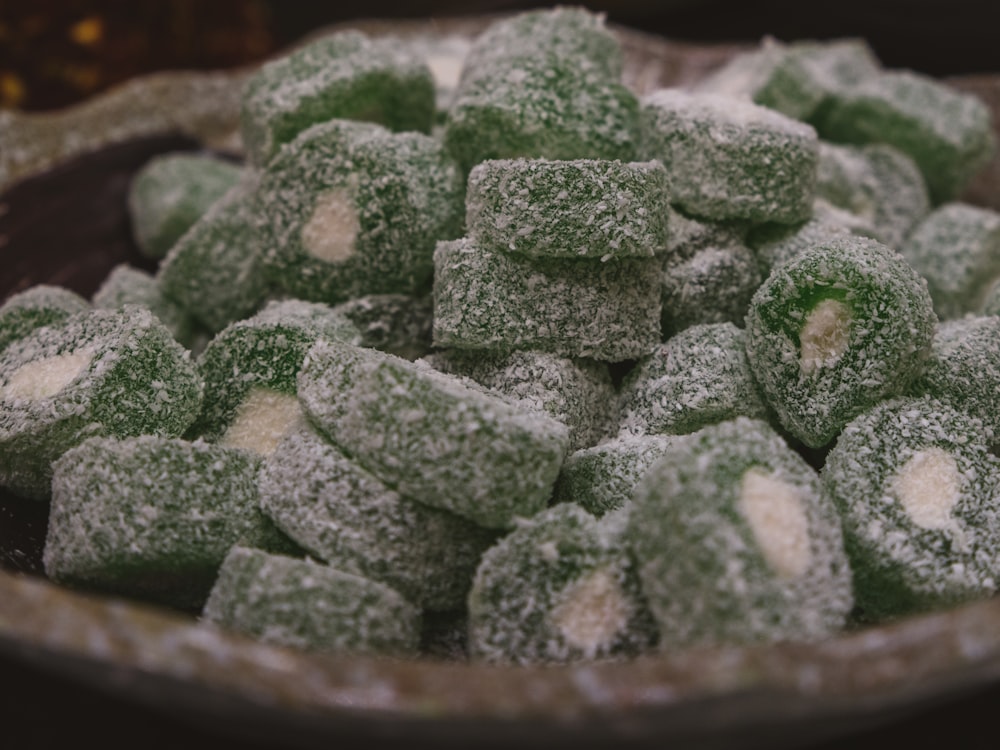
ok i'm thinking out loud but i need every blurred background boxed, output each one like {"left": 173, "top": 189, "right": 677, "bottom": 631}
{"left": 1, "top": 0, "right": 997, "bottom": 111}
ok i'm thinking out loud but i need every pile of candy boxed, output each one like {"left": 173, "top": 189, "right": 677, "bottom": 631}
{"left": 2, "top": 7, "right": 999, "bottom": 664}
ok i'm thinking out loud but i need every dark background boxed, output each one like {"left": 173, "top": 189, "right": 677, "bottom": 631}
{"left": 2, "top": 2, "right": 999, "bottom": 748}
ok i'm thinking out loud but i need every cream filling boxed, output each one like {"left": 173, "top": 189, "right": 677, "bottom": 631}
{"left": 300, "top": 186, "right": 360, "bottom": 264}
{"left": 891, "top": 447, "right": 963, "bottom": 533}
{"left": 799, "top": 298, "right": 852, "bottom": 375}
{"left": 738, "top": 468, "right": 812, "bottom": 580}
{"left": 1, "top": 349, "right": 94, "bottom": 401}
{"left": 549, "top": 568, "right": 630, "bottom": 658}
{"left": 219, "top": 388, "right": 306, "bottom": 456}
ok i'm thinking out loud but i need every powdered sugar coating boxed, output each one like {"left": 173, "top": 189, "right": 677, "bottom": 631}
{"left": 44, "top": 435, "right": 280, "bottom": 610}
{"left": 258, "top": 425, "right": 496, "bottom": 611}
{"left": 821, "top": 397, "right": 1000, "bottom": 619}
{"left": 330, "top": 294, "right": 433, "bottom": 360}
{"left": 467, "top": 503, "right": 656, "bottom": 664}
{"left": 628, "top": 417, "right": 853, "bottom": 648}
{"left": 432, "top": 237, "right": 662, "bottom": 362}
{"left": 92, "top": 264, "right": 199, "bottom": 349}
{"left": 618, "top": 323, "right": 770, "bottom": 437}
{"left": 745, "top": 235, "right": 936, "bottom": 448}
{"left": 298, "top": 339, "right": 569, "bottom": 529}
{"left": 421, "top": 348, "right": 616, "bottom": 451}
{"left": 465, "top": 158, "right": 669, "bottom": 259}
{"left": 0, "top": 284, "right": 90, "bottom": 355}
{"left": 0, "top": 306, "right": 203, "bottom": 498}
{"left": 639, "top": 89, "right": 819, "bottom": 224}
{"left": 240, "top": 30, "right": 436, "bottom": 166}
{"left": 202, "top": 545, "right": 420, "bottom": 655}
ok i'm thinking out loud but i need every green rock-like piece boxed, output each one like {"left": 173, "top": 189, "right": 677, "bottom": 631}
{"left": 422, "top": 348, "right": 616, "bottom": 451}
{"left": 899, "top": 202, "right": 1000, "bottom": 320}
{"left": 815, "top": 69, "right": 996, "bottom": 203}
{"left": 0, "top": 285, "right": 90, "bottom": 355}
{"left": 619, "top": 323, "right": 770, "bottom": 437}
{"left": 258, "top": 425, "right": 496, "bottom": 611}
{"left": 191, "top": 299, "right": 361, "bottom": 448}
{"left": 910, "top": 316, "right": 1000, "bottom": 439}
{"left": 298, "top": 339, "right": 570, "bottom": 529}
{"left": 254, "top": 119, "right": 464, "bottom": 305}
{"left": 127, "top": 152, "right": 243, "bottom": 259}
{"left": 432, "top": 237, "right": 662, "bottom": 362}
{"left": 92, "top": 264, "right": 201, "bottom": 349}
{"left": 693, "top": 37, "right": 880, "bottom": 122}
{"left": 240, "top": 30, "right": 436, "bottom": 166}
{"left": 157, "top": 175, "right": 271, "bottom": 333}
{"left": 43, "top": 436, "right": 278, "bottom": 610}
{"left": 202, "top": 545, "right": 421, "bottom": 655}
{"left": 745, "top": 236, "right": 936, "bottom": 448}
{"left": 822, "top": 397, "right": 1000, "bottom": 619}
{"left": 815, "top": 142, "right": 930, "bottom": 249}
{"left": 468, "top": 503, "right": 657, "bottom": 664}
{"left": 552, "top": 434, "right": 673, "bottom": 517}
{"left": 629, "top": 418, "right": 853, "bottom": 648}
{"left": 0, "top": 306, "right": 203, "bottom": 498}
{"left": 639, "top": 89, "right": 818, "bottom": 224}
{"left": 330, "top": 294, "right": 433, "bottom": 360}
{"left": 465, "top": 158, "right": 669, "bottom": 259}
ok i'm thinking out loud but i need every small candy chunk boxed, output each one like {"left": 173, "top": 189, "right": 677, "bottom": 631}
{"left": 0, "top": 285, "right": 90, "bottom": 354}
{"left": 822, "top": 397, "right": 1000, "bottom": 619}
{"left": 552, "top": 434, "right": 673, "bottom": 517}
{"left": 43, "top": 436, "right": 281, "bottom": 610}
{"left": 432, "top": 237, "right": 662, "bottom": 362}
{"left": 92, "top": 264, "right": 201, "bottom": 350}
{"left": 240, "top": 30, "right": 436, "bottom": 166}
{"left": 629, "top": 418, "right": 853, "bottom": 648}
{"left": 467, "top": 503, "right": 657, "bottom": 664}
{"left": 465, "top": 158, "right": 669, "bottom": 259}
{"left": 298, "top": 339, "right": 570, "bottom": 529}
{"left": 258, "top": 425, "right": 497, "bottom": 611}
{"left": 191, "top": 299, "right": 361, "bottom": 447}
{"left": 330, "top": 294, "right": 433, "bottom": 360}
{"left": 0, "top": 306, "right": 203, "bottom": 499}
{"left": 899, "top": 202, "right": 1000, "bottom": 320}
{"left": 693, "top": 37, "right": 880, "bottom": 122}
{"left": 639, "top": 89, "right": 819, "bottom": 224}
{"left": 127, "top": 152, "right": 243, "bottom": 259}
{"left": 157, "top": 175, "right": 270, "bottom": 333}
{"left": 659, "top": 213, "right": 761, "bottom": 336}
{"left": 422, "top": 348, "right": 616, "bottom": 451}
{"left": 618, "top": 323, "right": 770, "bottom": 437}
{"left": 814, "top": 142, "right": 930, "bottom": 249}
{"left": 748, "top": 202, "right": 862, "bottom": 277}
{"left": 745, "top": 235, "right": 936, "bottom": 448}
{"left": 254, "top": 119, "right": 464, "bottom": 306}
{"left": 910, "top": 316, "right": 1000, "bottom": 440}
{"left": 202, "top": 545, "right": 421, "bottom": 655}
{"left": 815, "top": 69, "right": 996, "bottom": 203}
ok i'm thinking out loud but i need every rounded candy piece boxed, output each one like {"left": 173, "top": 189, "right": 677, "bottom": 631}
{"left": 0, "top": 306, "right": 203, "bottom": 498}
{"left": 43, "top": 435, "right": 280, "bottom": 610}
{"left": 127, "top": 152, "right": 243, "bottom": 259}
{"left": 203, "top": 545, "right": 421, "bottom": 655}
{"left": 298, "top": 339, "right": 570, "bottom": 529}
{"left": 258, "top": 425, "right": 497, "bottom": 611}
{"left": 0, "top": 285, "right": 90, "bottom": 355}
{"left": 744, "top": 235, "right": 937, "bottom": 448}
{"left": 639, "top": 89, "right": 819, "bottom": 224}
{"left": 465, "top": 158, "right": 669, "bottom": 259}
{"left": 467, "top": 503, "right": 657, "bottom": 664}
{"left": 628, "top": 418, "right": 853, "bottom": 648}
{"left": 822, "top": 397, "right": 1000, "bottom": 619}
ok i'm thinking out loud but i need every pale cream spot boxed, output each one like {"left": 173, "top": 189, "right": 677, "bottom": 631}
{"left": 799, "top": 298, "right": 852, "bottom": 375}
{"left": 549, "top": 568, "right": 630, "bottom": 658}
{"left": 425, "top": 53, "right": 465, "bottom": 91}
{"left": 738, "top": 468, "right": 812, "bottom": 580}
{"left": 1, "top": 349, "right": 94, "bottom": 400}
{"left": 891, "top": 447, "right": 962, "bottom": 532}
{"left": 220, "top": 388, "right": 306, "bottom": 456}
{"left": 300, "top": 187, "right": 360, "bottom": 263}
